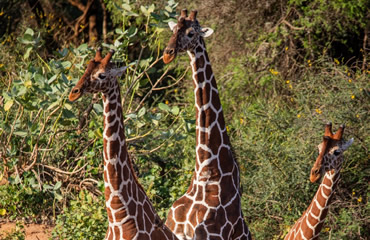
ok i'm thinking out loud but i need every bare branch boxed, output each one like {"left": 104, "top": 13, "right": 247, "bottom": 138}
{"left": 153, "top": 67, "right": 190, "bottom": 91}
{"left": 37, "top": 162, "right": 88, "bottom": 175}
{"left": 24, "top": 105, "right": 62, "bottom": 172}
{"left": 282, "top": 20, "right": 304, "bottom": 31}
{"left": 67, "top": 0, "right": 86, "bottom": 12}
{"left": 100, "top": 0, "right": 108, "bottom": 43}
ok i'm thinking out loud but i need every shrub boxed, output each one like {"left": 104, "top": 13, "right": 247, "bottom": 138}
{"left": 52, "top": 191, "right": 107, "bottom": 240}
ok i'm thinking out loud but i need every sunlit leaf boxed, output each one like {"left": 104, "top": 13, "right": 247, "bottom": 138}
{"left": 54, "top": 193, "right": 63, "bottom": 201}
{"left": 13, "top": 131, "right": 28, "bottom": 137}
{"left": 158, "top": 102, "right": 170, "bottom": 112}
{"left": 43, "top": 184, "right": 53, "bottom": 191}
{"left": 24, "top": 80, "right": 32, "bottom": 88}
{"left": 171, "top": 106, "right": 180, "bottom": 115}
{"left": 121, "top": 3, "right": 132, "bottom": 11}
{"left": 25, "top": 28, "right": 34, "bottom": 36}
{"left": 24, "top": 47, "right": 32, "bottom": 60}
{"left": 0, "top": 209, "right": 6, "bottom": 216}
{"left": 93, "top": 103, "right": 103, "bottom": 113}
{"left": 148, "top": 4, "right": 155, "bottom": 13}
{"left": 4, "top": 100, "right": 14, "bottom": 111}
{"left": 54, "top": 181, "right": 62, "bottom": 190}
{"left": 61, "top": 61, "right": 72, "bottom": 69}
{"left": 140, "top": 6, "right": 148, "bottom": 16}
{"left": 138, "top": 107, "right": 146, "bottom": 117}
{"left": 48, "top": 74, "right": 58, "bottom": 84}
{"left": 165, "top": 6, "right": 173, "bottom": 12}
{"left": 64, "top": 103, "right": 72, "bottom": 110}
{"left": 77, "top": 43, "right": 88, "bottom": 52}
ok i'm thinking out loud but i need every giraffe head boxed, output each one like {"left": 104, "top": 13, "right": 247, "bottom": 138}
{"left": 163, "top": 9, "right": 214, "bottom": 64}
{"left": 310, "top": 123, "right": 354, "bottom": 183}
{"left": 69, "top": 48, "right": 127, "bottom": 102}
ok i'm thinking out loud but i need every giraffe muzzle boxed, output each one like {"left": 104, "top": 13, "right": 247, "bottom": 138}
{"left": 163, "top": 47, "right": 176, "bottom": 64}
{"left": 69, "top": 87, "right": 82, "bottom": 102}
{"left": 310, "top": 166, "right": 321, "bottom": 183}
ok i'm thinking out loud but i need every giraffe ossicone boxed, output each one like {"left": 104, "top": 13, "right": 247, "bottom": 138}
{"left": 69, "top": 48, "right": 178, "bottom": 240}
{"left": 285, "top": 123, "right": 353, "bottom": 240}
{"left": 163, "top": 9, "right": 252, "bottom": 240}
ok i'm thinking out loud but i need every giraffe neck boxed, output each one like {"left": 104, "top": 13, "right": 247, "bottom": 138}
{"left": 164, "top": 41, "right": 251, "bottom": 240}
{"left": 101, "top": 79, "right": 163, "bottom": 239}
{"left": 285, "top": 170, "right": 340, "bottom": 240}
{"left": 187, "top": 40, "right": 235, "bottom": 181}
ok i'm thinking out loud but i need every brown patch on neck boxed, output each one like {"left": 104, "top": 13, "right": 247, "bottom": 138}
{"left": 195, "top": 53, "right": 205, "bottom": 69}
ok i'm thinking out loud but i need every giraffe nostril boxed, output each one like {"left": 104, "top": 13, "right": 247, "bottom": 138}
{"left": 166, "top": 48, "right": 175, "bottom": 55}
{"left": 72, "top": 88, "right": 80, "bottom": 94}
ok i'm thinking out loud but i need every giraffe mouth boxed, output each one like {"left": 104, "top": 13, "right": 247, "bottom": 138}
{"left": 163, "top": 53, "right": 176, "bottom": 64}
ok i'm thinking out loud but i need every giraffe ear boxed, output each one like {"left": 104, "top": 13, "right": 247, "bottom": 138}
{"left": 168, "top": 21, "right": 177, "bottom": 31}
{"left": 200, "top": 27, "right": 214, "bottom": 38}
{"left": 342, "top": 138, "right": 354, "bottom": 150}
{"left": 111, "top": 66, "right": 127, "bottom": 77}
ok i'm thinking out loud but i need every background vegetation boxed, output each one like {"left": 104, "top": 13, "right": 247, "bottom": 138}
{"left": 0, "top": 0, "right": 368, "bottom": 239}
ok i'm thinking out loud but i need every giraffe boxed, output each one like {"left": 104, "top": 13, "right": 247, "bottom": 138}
{"left": 284, "top": 123, "right": 354, "bottom": 240}
{"left": 69, "top": 48, "right": 179, "bottom": 240}
{"left": 162, "top": 9, "right": 252, "bottom": 240}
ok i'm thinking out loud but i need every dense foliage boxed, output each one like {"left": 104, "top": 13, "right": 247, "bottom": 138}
{"left": 0, "top": 0, "right": 368, "bottom": 239}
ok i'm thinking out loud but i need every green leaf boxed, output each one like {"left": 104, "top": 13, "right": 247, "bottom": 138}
{"left": 61, "top": 61, "right": 72, "bottom": 69}
{"left": 64, "top": 103, "right": 73, "bottom": 110}
{"left": 126, "top": 113, "right": 137, "bottom": 119}
{"left": 94, "top": 129, "right": 102, "bottom": 138}
{"left": 54, "top": 181, "right": 62, "bottom": 190}
{"left": 93, "top": 104, "right": 103, "bottom": 114}
{"left": 165, "top": 6, "right": 173, "bottom": 12}
{"left": 158, "top": 102, "right": 171, "bottom": 112}
{"left": 127, "top": 27, "right": 138, "bottom": 38}
{"left": 47, "top": 101, "right": 59, "bottom": 111}
{"left": 121, "top": 3, "right": 132, "bottom": 11}
{"left": 54, "top": 192, "right": 63, "bottom": 201}
{"left": 171, "top": 106, "right": 180, "bottom": 115}
{"left": 62, "top": 109, "right": 75, "bottom": 119}
{"left": 24, "top": 80, "right": 32, "bottom": 88}
{"left": 140, "top": 6, "right": 148, "bottom": 16}
{"left": 77, "top": 43, "right": 88, "bottom": 52}
{"left": 148, "top": 4, "right": 155, "bottom": 13}
{"left": 138, "top": 107, "right": 146, "bottom": 117}
{"left": 23, "top": 33, "right": 35, "bottom": 43}
{"left": 137, "top": 121, "right": 145, "bottom": 128}
{"left": 126, "top": 11, "right": 139, "bottom": 17}
{"left": 16, "top": 86, "right": 28, "bottom": 97}
{"left": 13, "top": 131, "right": 28, "bottom": 137}
{"left": 25, "top": 28, "right": 34, "bottom": 36}
{"left": 24, "top": 47, "right": 33, "bottom": 60}
{"left": 34, "top": 73, "right": 46, "bottom": 86}
{"left": 43, "top": 184, "right": 53, "bottom": 191}
{"left": 115, "top": 28, "right": 124, "bottom": 34}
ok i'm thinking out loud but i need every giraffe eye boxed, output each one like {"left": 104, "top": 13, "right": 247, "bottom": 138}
{"left": 333, "top": 150, "right": 341, "bottom": 156}
{"left": 98, "top": 73, "right": 106, "bottom": 79}
{"left": 187, "top": 32, "right": 194, "bottom": 38}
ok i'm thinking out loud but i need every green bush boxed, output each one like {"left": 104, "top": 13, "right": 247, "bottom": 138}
{"left": 0, "top": 0, "right": 368, "bottom": 239}
{"left": 0, "top": 0, "right": 192, "bottom": 235}
{"left": 217, "top": 54, "right": 368, "bottom": 238}
{"left": 52, "top": 191, "right": 107, "bottom": 240}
